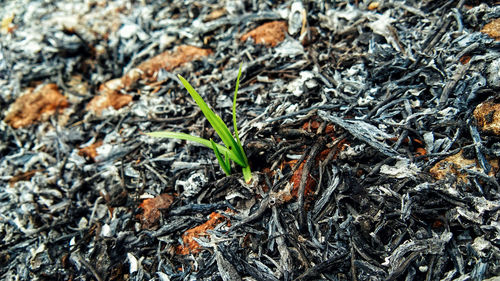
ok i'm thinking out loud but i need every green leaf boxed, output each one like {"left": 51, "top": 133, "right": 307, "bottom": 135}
{"left": 211, "top": 139, "right": 231, "bottom": 176}
{"left": 231, "top": 63, "right": 249, "bottom": 168}
{"left": 224, "top": 150, "right": 231, "bottom": 171}
{"left": 147, "top": 64, "right": 252, "bottom": 183}
{"left": 242, "top": 165, "right": 252, "bottom": 184}
{"left": 177, "top": 74, "right": 246, "bottom": 167}
{"left": 146, "top": 131, "right": 231, "bottom": 158}
{"left": 233, "top": 63, "right": 242, "bottom": 147}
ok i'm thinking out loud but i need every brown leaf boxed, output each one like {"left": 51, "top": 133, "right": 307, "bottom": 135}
{"left": 204, "top": 8, "right": 226, "bottom": 22}
{"left": 459, "top": 54, "right": 471, "bottom": 64}
{"left": 1, "top": 13, "right": 15, "bottom": 34}
{"left": 430, "top": 150, "right": 498, "bottom": 184}
{"left": 177, "top": 212, "right": 229, "bottom": 255}
{"left": 87, "top": 45, "right": 213, "bottom": 114}
{"left": 368, "top": 2, "right": 380, "bottom": 10}
{"left": 131, "top": 45, "right": 213, "bottom": 82}
{"left": 86, "top": 84, "right": 133, "bottom": 114}
{"left": 474, "top": 100, "right": 500, "bottom": 135}
{"left": 67, "top": 75, "right": 90, "bottom": 96}
{"left": 481, "top": 18, "right": 500, "bottom": 41}
{"left": 4, "top": 83, "right": 69, "bottom": 129}
{"left": 240, "top": 21, "right": 288, "bottom": 47}
{"left": 137, "top": 194, "right": 174, "bottom": 228}
{"left": 9, "top": 170, "right": 44, "bottom": 187}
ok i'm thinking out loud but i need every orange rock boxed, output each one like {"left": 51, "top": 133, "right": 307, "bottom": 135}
{"left": 241, "top": 21, "right": 288, "bottom": 47}
{"left": 4, "top": 83, "right": 69, "bottom": 129}
{"left": 481, "top": 18, "right": 500, "bottom": 41}
{"left": 137, "top": 194, "right": 174, "bottom": 228}
{"left": 474, "top": 100, "right": 500, "bottom": 135}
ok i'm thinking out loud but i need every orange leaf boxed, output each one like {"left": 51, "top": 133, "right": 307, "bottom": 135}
{"left": 415, "top": 147, "right": 427, "bottom": 157}
{"left": 429, "top": 150, "right": 498, "bottom": 184}
{"left": 125, "top": 45, "right": 213, "bottom": 87}
{"left": 177, "top": 212, "right": 229, "bottom": 255}
{"left": 474, "top": 100, "right": 500, "bottom": 135}
{"left": 86, "top": 87, "right": 133, "bottom": 114}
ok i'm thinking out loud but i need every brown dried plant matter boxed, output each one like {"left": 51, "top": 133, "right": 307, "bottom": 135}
{"left": 78, "top": 140, "right": 103, "bottom": 162}
{"left": 474, "top": 100, "right": 500, "bottom": 135}
{"left": 137, "top": 194, "right": 174, "bottom": 228}
{"left": 204, "top": 7, "right": 226, "bottom": 22}
{"left": 87, "top": 45, "right": 213, "bottom": 114}
{"left": 177, "top": 212, "right": 229, "bottom": 255}
{"left": 4, "top": 83, "right": 69, "bottom": 129}
{"left": 131, "top": 45, "right": 213, "bottom": 80}
{"left": 268, "top": 123, "right": 347, "bottom": 204}
{"left": 481, "top": 18, "right": 500, "bottom": 41}
{"left": 86, "top": 83, "right": 134, "bottom": 114}
{"left": 9, "top": 170, "right": 44, "bottom": 187}
{"left": 241, "top": 21, "right": 288, "bottom": 47}
{"left": 430, "top": 150, "right": 499, "bottom": 184}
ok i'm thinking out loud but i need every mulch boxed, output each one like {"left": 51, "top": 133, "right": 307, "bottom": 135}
{"left": 1, "top": 1, "right": 500, "bottom": 280}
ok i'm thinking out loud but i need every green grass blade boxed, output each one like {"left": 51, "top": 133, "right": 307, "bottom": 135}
{"left": 232, "top": 64, "right": 252, "bottom": 183}
{"left": 231, "top": 63, "right": 249, "bottom": 167}
{"left": 146, "top": 131, "right": 232, "bottom": 158}
{"left": 211, "top": 139, "right": 231, "bottom": 176}
{"left": 242, "top": 165, "right": 252, "bottom": 183}
{"left": 177, "top": 74, "right": 246, "bottom": 166}
{"left": 233, "top": 63, "right": 242, "bottom": 147}
{"left": 224, "top": 150, "right": 231, "bottom": 171}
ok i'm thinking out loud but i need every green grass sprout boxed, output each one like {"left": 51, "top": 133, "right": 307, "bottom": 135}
{"left": 146, "top": 64, "right": 252, "bottom": 183}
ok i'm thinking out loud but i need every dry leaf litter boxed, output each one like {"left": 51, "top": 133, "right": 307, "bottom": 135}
{"left": 1, "top": 0, "right": 500, "bottom": 280}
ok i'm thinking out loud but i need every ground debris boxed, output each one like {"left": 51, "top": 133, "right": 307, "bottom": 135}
{"left": 1, "top": 0, "right": 500, "bottom": 280}
{"left": 4, "top": 83, "right": 69, "bottom": 128}
{"left": 240, "top": 21, "right": 288, "bottom": 47}
{"left": 137, "top": 193, "right": 174, "bottom": 228}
